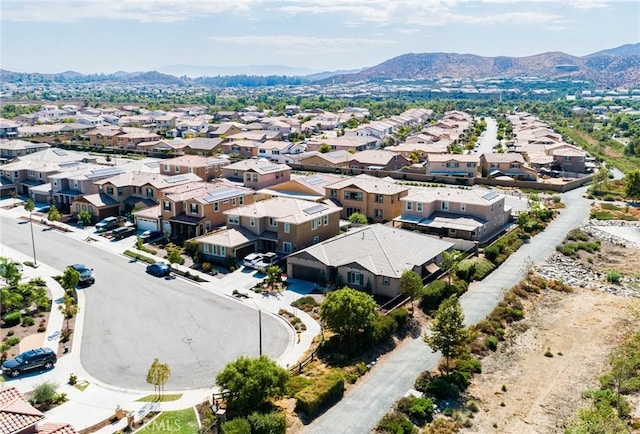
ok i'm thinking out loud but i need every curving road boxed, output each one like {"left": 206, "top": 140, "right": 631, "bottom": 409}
{"left": 304, "top": 186, "right": 592, "bottom": 434}
{"left": 0, "top": 214, "right": 290, "bottom": 390}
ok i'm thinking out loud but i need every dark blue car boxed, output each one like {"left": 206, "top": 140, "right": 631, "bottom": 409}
{"left": 146, "top": 262, "right": 171, "bottom": 277}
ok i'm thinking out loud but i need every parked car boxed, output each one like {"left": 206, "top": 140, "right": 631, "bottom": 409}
{"left": 2, "top": 347, "right": 57, "bottom": 378}
{"left": 70, "top": 263, "right": 95, "bottom": 285}
{"left": 254, "top": 252, "right": 284, "bottom": 272}
{"left": 146, "top": 262, "right": 171, "bottom": 277}
{"left": 95, "top": 216, "right": 119, "bottom": 233}
{"left": 112, "top": 226, "right": 136, "bottom": 240}
{"left": 139, "top": 230, "right": 164, "bottom": 243}
{"left": 242, "top": 253, "right": 263, "bottom": 269}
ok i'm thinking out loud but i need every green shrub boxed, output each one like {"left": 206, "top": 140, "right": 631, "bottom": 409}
{"left": 603, "top": 194, "right": 616, "bottom": 202}
{"left": 123, "top": 250, "right": 156, "bottom": 264}
{"left": 6, "top": 337, "right": 20, "bottom": 347}
{"left": 426, "top": 377, "right": 460, "bottom": 400}
{"left": 291, "top": 296, "right": 318, "bottom": 311}
{"left": 484, "top": 245, "right": 500, "bottom": 262}
{"left": 370, "top": 314, "right": 397, "bottom": 345}
{"left": 30, "top": 381, "right": 58, "bottom": 405}
{"left": 420, "top": 280, "right": 447, "bottom": 312}
{"left": 248, "top": 411, "right": 286, "bottom": 434}
{"left": 449, "top": 279, "right": 468, "bottom": 296}
{"left": 29, "top": 277, "right": 47, "bottom": 286}
{"left": 414, "top": 371, "right": 432, "bottom": 394}
{"left": 471, "top": 258, "right": 496, "bottom": 281}
{"left": 375, "top": 411, "right": 417, "bottom": 434}
{"left": 446, "top": 370, "right": 472, "bottom": 391}
{"left": 202, "top": 262, "right": 212, "bottom": 273}
{"left": 342, "top": 362, "right": 368, "bottom": 384}
{"left": 286, "top": 375, "right": 313, "bottom": 396}
{"left": 487, "top": 336, "right": 499, "bottom": 351}
{"left": 295, "top": 370, "right": 345, "bottom": 417}
{"left": 396, "top": 396, "right": 435, "bottom": 424}
{"left": 21, "top": 316, "right": 35, "bottom": 326}
{"left": 221, "top": 417, "right": 251, "bottom": 434}
{"left": 606, "top": 270, "right": 621, "bottom": 284}
{"left": 456, "top": 259, "right": 476, "bottom": 282}
{"left": 389, "top": 308, "right": 409, "bottom": 329}
{"left": 2, "top": 311, "right": 21, "bottom": 327}
{"left": 455, "top": 357, "right": 482, "bottom": 374}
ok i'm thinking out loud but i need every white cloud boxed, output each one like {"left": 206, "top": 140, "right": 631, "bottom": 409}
{"left": 1, "top": 0, "right": 256, "bottom": 23}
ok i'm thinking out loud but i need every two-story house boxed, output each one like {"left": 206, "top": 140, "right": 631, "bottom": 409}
{"left": 348, "top": 150, "right": 411, "bottom": 171}
{"left": 394, "top": 187, "right": 512, "bottom": 241}
{"left": 479, "top": 153, "right": 538, "bottom": 180}
{"left": 325, "top": 173, "right": 409, "bottom": 222}
{"left": 295, "top": 150, "right": 355, "bottom": 169}
{"left": 425, "top": 154, "right": 479, "bottom": 178}
{"left": 195, "top": 197, "right": 342, "bottom": 262}
{"left": 159, "top": 155, "right": 230, "bottom": 181}
{"left": 0, "top": 139, "right": 50, "bottom": 163}
{"left": 222, "top": 159, "right": 291, "bottom": 190}
{"left": 256, "top": 140, "right": 306, "bottom": 164}
{"left": 257, "top": 173, "right": 344, "bottom": 202}
{"left": 0, "top": 119, "right": 20, "bottom": 139}
{"left": 50, "top": 164, "right": 126, "bottom": 212}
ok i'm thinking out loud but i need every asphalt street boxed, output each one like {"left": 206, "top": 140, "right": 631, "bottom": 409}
{"left": 0, "top": 214, "right": 290, "bottom": 390}
{"left": 304, "top": 186, "right": 592, "bottom": 434}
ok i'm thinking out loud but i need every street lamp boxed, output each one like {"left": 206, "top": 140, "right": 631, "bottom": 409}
{"left": 250, "top": 299, "right": 263, "bottom": 356}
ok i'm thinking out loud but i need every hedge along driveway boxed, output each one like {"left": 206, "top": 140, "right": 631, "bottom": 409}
{"left": 303, "top": 186, "right": 592, "bottom": 434}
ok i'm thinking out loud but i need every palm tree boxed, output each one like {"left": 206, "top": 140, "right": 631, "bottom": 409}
{"left": 24, "top": 199, "right": 37, "bottom": 266}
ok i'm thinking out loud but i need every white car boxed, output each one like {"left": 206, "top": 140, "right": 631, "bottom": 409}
{"left": 242, "top": 253, "right": 263, "bottom": 269}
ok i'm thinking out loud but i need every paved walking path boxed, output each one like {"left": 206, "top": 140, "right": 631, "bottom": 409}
{"left": 304, "top": 186, "right": 592, "bottom": 434}
{"left": 0, "top": 200, "right": 320, "bottom": 432}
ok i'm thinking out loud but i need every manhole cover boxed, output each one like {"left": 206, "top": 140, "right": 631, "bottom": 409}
{"left": 182, "top": 337, "right": 193, "bottom": 343}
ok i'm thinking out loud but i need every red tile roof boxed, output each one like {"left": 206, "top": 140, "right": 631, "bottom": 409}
{"left": 37, "top": 422, "right": 79, "bottom": 434}
{"left": 0, "top": 386, "right": 44, "bottom": 434}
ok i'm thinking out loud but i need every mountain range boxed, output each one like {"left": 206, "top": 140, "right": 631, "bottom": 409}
{"left": 1, "top": 43, "right": 638, "bottom": 88}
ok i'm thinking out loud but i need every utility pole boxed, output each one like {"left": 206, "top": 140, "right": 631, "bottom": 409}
{"left": 258, "top": 308, "right": 262, "bottom": 356}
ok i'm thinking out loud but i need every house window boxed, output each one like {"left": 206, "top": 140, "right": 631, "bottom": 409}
{"left": 283, "top": 241, "right": 292, "bottom": 253}
{"left": 54, "top": 181, "right": 58, "bottom": 186}
{"left": 175, "top": 166, "right": 180, "bottom": 173}
{"left": 313, "top": 236, "right": 319, "bottom": 244}
{"left": 205, "top": 221, "right": 211, "bottom": 231}
{"left": 383, "top": 276, "right": 390, "bottom": 285}
{"left": 269, "top": 217, "right": 277, "bottom": 226}
{"left": 441, "top": 201, "right": 449, "bottom": 211}
{"left": 204, "top": 244, "right": 209, "bottom": 254}
{"left": 250, "top": 217, "right": 255, "bottom": 227}
{"left": 375, "top": 209, "right": 383, "bottom": 218}
{"left": 190, "top": 203, "right": 198, "bottom": 214}
{"left": 284, "top": 223, "right": 290, "bottom": 233}
{"left": 347, "top": 271, "right": 363, "bottom": 286}
{"left": 253, "top": 174, "right": 258, "bottom": 182}
{"left": 228, "top": 214, "right": 239, "bottom": 225}
{"left": 406, "top": 201, "right": 412, "bottom": 211}
{"left": 28, "top": 170, "right": 35, "bottom": 176}
{"left": 323, "top": 215, "right": 329, "bottom": 226}
{"left": 214, "top": 202, "right": 219, "bottom": 212}
{"left": 417, "top": 202, "right": 423, "bottom": 212}
{"left": 330, "top": 189, "right": 337, "bottom": 197}
{"left": 232, "top": 198, "right": 236, "bottom": 206}
{"left": 510, "top": 163, "right": 519, "bottom": 169}
{"left": 239, "top": 196, "right": 244, "bottom": 205}
{"left": 146, "top": 188, "right": 153, "bottom": 198}
{"left": 467, "top": 162, "right": 476, "bottom": 168}
{"left": 344, "top": 191, "right": 362, "bottom": 201}
{"left": 460, "top": 203, "right": 466, "bottom": 212}
{"left": 490, "top": 204, "right": 495, "bottom": 213}
{"left": 163, "top": 201, "right": 171, "bottom": 211}
{"left": 107, "top": 186, "right": 114, "bottom": 195}
{"left": 375, "top": 194, "right": 384, "bottom": 203}
{"left": 245, "top": 173, "right": 252, "bottom": 181}
{"left": 117, "top": 187, "right": 123, "bottom": 196}
{"left": 13, "top": 171, "right": 18, "bottom": 178}
{"left": 446, "top": 162, "right": 459, "bottom": 168}
{"left": 164, "top": 164, "right": 169, "bottom": 171}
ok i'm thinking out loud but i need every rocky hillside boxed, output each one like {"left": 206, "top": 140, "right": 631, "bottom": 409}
{"left": 320, "top": 43, "right": 640, "bottom": 88}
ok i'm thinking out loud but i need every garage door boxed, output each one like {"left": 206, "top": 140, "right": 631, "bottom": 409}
{"left": 291, "top": 264, "right": 323, "bottom": 282}
{"left": 136, "top": 218, "right": 158, "bottom": 232}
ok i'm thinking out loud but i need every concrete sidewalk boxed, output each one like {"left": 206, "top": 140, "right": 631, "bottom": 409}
{"left": 0, "top": 201, "right": 322, "bottom": 432}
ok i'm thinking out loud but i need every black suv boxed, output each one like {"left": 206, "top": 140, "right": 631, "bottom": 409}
{"left": 2, "top": 347, "right": 57, "bottom": 377}
{"left": 112, "top": 226, "right": 137, "bottom": 240}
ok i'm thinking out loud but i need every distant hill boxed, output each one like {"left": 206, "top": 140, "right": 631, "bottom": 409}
{"left": 157, "top": 64, "right": 319, "bottom": 77}
{"left": 589, "top": 43, "right": 640, "bottom": 57}
{"left": 318, "top": 44, "right": 640, "bottom": 88}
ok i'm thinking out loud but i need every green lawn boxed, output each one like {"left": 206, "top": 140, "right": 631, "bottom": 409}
{"left": 138, "top": 408, "right": 198, "bottom": 433}
{"left": 136, "top": 393, "right": 183, "bottom": 402}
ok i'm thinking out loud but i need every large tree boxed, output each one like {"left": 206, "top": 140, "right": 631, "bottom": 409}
{"left": 216, "top": 355, "right": 289, "bottom": 414}
{"left": 319, "top": 286, "right": 378, "bottom": 343}
{"left": 399, "top": 269, "right": 423, "bottom": 312}
{"left": 423, "top": 295, "right": 468, "bottom": 375}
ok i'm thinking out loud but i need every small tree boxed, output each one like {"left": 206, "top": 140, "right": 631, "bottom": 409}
{"left": 423, "top": 295, "right": 468, "bottom": 375}
{"left": 61, "top": 266, "right": 80, "bottom": 292}
{"left": 264, "top": 265, "right": 282, "bottom": 293}
{"left": 348, "top": 212, "right": 368, "bottom": 225}
{"left": 77, "top": 210, "right": 93, "bottom": 226}
{"left": 146, "top": 358, "right": 171, "bottom": 399}
{"left": 47, "top": 205, "right": 61, "bottom": 223}
{"left": 166, "top": 247, "right": 185, "bottom": 266}
{"left": 216, "top": 355, "right": 289, "bottom": 414}
{"left": 399, "top": 269, "right": 423, "bottom": 312}
{"left": 319, "top": 286, "right": 378, "bottom": 344}
{"left": 441, "top": 250, "right": 463, "bottom": 285}
{"left": 319, "top": 143, "right": 331, "bottom": 153}
{"left": 625, "top": 171, "right": 640, "bottom": 204}
{"left": 58, "top": 293, "right": 78, "bottom": 336}
{"left": 0, "top": 256, "right": 21, "bottom": 288}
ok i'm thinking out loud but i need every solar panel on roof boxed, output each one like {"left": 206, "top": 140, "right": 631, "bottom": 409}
{"left": 165, "top": 175, "right": 189, "bottom": 183}
{"left": 482, "top": 191, "right": 500, "bottom": 201}
{"left": 87, "top": 167, "right": 125, "bottom": 179}
{"left": 305, "top": 176, "right": 325, "bottom": 185}
{"left": 58, "top": 162, "right": 81, "bottom": 168}
{"left": 202, "top": 187, "right": 241, "bottom": 203}
{"left": 53, "top": 148, "right": 68, "bottom": 156}
{"left": 261, "top": 165, "right": 281, "bottom": 172}
{"left": 303, "top": 204, "right": 328, "bottom": 215}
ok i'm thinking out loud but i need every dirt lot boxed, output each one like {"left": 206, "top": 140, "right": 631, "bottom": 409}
{"left": 462, "top": 283, "right": 634, "bottom": 433}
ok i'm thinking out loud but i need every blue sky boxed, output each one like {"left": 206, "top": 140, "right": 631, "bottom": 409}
{"left": 1, "top": 0, "right": 638, "bottom": 75}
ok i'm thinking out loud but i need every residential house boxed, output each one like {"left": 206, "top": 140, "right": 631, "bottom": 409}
{"left": 305, "top": 136, "right": 378, "bottom": 153}
{"left": 181, "top": 137, "right": 224, "bottom": 156}
{"left": 159, "top": 155, "right": 229, "bottom": 181}
{"left": 425, "top": 154, "right": 479, "bottom": 178}
{"left": 257, "top": 173, "right": 344, "bottom": 202}
{"left": 196, "top": 197, "right": 342, "bottom": 261}
{"left": 0, "top": 140, "right": 50, "bottom": 163}
{"left": 220, "top": 139, "right": 259, "bottom": 159}
{"left": 135, "top": 139, "right": 188, "bottom": 157}
{"left": 394, "top": 187, "right": 512, "bottom": 241}
{"left": 295, "top": 150, "right": 355, "bottom": 169}
{"left": 153, "top": 115, "right": 179, "bottom": 131}
{"left": 208, "top": 122, "right": 242, "bottom": 138}
{"left": 479, "top": 153, "right": 538, "bottom": 180}
{"left": 325, "top": 173, "right": 409, "bottom": 222}
{"left": 176, "top": 118, "right": 210, "bottom": 138}
{"left": 348, "top": 150, "right": 410, "bottom": 171}
{"left": 286, "top": 224, "right": 454, "bottom": 297}
{"left": 50, "top": 164, "right": 126, "bottom": 212}
{"left": 387, "top": 141, "right": 448, "bottom": 162}
{"left": 256, "top": 140, "right": 306, "bottom": 164}
{"left": 0, "top": 118, "right": 20, "bottom": 139}
{"left": 222, "top": 159, "right": 291, "bottom": 189}
{"left": 147, "top": 180, "right": 255, "bottom": 239}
